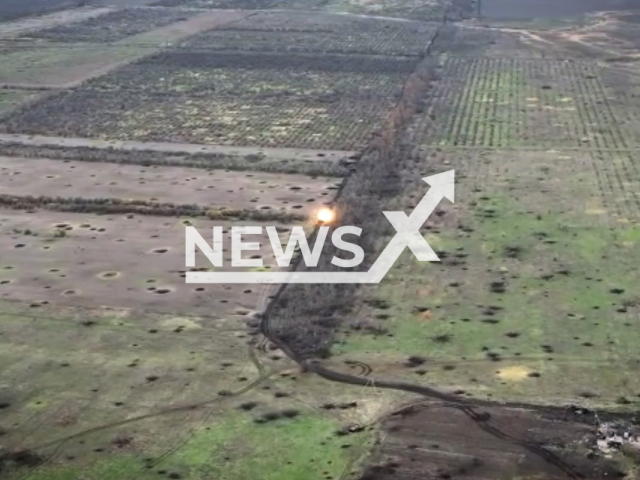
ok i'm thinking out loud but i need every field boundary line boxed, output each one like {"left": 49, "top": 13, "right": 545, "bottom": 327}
{"left": 0, "top": 133, "right": 356, "bottom": 161}
{"left": 443, "top": 54, "right": 603, "bottom": 63}
{"left": 0, "top": 194, "right": 308, "bottom": 222}
{"left": 419, "top": 144, "right": 640, "bottom": 153}
{"left": 0, "top": 40, "right": 428, "bottom": 59}
{"left": 0, "top": 83, "right": 73, "bottom": 91}
{"left": 265, "top": 8, "right": 437, "bottom": 24}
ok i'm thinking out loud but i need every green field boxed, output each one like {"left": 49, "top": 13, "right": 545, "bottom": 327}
{"left": 334, "top": 149, "right": 640, "bottom": 406}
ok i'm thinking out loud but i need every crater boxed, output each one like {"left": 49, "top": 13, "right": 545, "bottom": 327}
{"left": 153, "top": 288, "right": 173, "bottom": 295}
{"left": 98, "top": 271, "right": 120, "bottom": 280}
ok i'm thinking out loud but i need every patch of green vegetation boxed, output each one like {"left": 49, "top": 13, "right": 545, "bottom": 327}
{"left": 0, "top": 44, "right": 144, "bottom": 85}
{"left": 439, "top": 64, "right": 525, "bottom": 148}
{"left": 434, "top": 58, "right": 598, "bottom": 149}
{"left": 0, "top": 300, "right": 373, "bottom": 480}
{"left": 12, "top": 413, "right": 369, "bottom": 480}
{"left": 170, "top": 413, "right": 368, "bottom": 480}
{"left": 335, "top": 171, "right": 640, "bottom": 405}
{"left": 0, "top": 90, "right": 34, "bottom": 114}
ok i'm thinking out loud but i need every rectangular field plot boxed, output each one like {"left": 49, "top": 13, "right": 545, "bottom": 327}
{"left": 0, "top": 210, "right": 292, "bottom": 316}
{"left": 185, "top": 28, "right": 435, "bottom": 56}
{"left": 186, "top": 14, "right": 439, "bottom": 56}
{"left": 94, "top": 52, "right": 415, "bottom": 98}
{"left": 0, "top": 90, "right": 392, "bottom": 149}
{"left": 0, "top": 156, "right": 337, "bottom": 216}
{"left": 209, "top": 11, "right": 440, "bottom": 54}
{"left": 416, "top": 58, "right": 625, "bottom": 149}
{"left": 212, "top": 10, "right": 372, "bottom": 32}
{"left": 213, "top": 9, "right": 441, "bottom": 34}
{"left": 21, "top": 7, "right": 198, "bottom": 43}
{"left": 1, "top": 52, "right": 411, "bottom": 149}
{"left": 0, "top": 135, "right": 354, "bottom": 177}
{"left": 434, "top": 148, "right": 640, "bottom": 221}
{"left": 369, "top": 404, "right": 624, "bottom": 480}
{"left": 145, "top": 51, "right": 417, "bottom": 76}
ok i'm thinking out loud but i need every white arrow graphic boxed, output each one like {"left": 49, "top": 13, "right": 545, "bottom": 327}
{"left": 186, "top": 170, "right": 454, "bottom": 284}
{"left": 367, "top": 170, "right": 454, "bottom": 283}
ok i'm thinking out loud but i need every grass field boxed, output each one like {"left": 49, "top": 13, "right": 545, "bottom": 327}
{"left": 321, "top": 15, "right": 640, "bottom": 414}
{"left": 333, "top": 148, "right": 640, "bottom": 405}
{"left": 0, "top": 300, "right": 377, "bottom": 480}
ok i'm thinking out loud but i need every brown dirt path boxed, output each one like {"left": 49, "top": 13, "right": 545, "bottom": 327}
{"left": 0, "top": 133, "right": 356, "bottom": 162}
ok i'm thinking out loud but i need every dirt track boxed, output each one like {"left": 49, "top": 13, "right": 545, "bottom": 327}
{"left": 359, "top": 403, "right": 627, "bottom": 480}
{"left": 0, "top": 133, "right": 356, "bottom": 162}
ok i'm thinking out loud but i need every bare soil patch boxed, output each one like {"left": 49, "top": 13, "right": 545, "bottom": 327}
{"left": 0, "top": 133, "right": 355, "bottom": 163}
{"left": 0, "top": 209, "right": 294, "bottom": 316}
{"left": 0, "top": 134, "right": 354, "bottom": 176}
{"left": 361, "top": 402, "right": 628, "bottom": 479}
{"left": 0, "top": 156, "right": 336, "bottom": 215}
